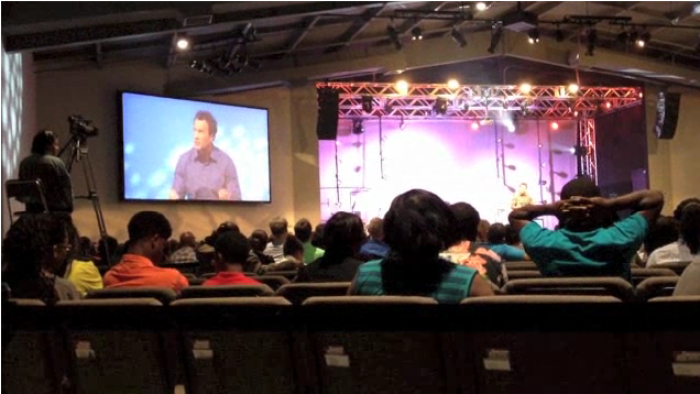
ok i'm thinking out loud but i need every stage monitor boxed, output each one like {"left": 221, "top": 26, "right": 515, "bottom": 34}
{"left": 119, "top": 91, "right": 270, "bottom": 203}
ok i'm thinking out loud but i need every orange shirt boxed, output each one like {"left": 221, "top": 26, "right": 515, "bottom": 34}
{"left": 103, "top": 254, "right": 188, "bottom": 292}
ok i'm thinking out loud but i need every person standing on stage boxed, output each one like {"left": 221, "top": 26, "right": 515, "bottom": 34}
{"left": 169, "top": 110, "right": 241, "bottom": 200}
{"left": 19, "top": 130, "right": 74, "bottom": 213}
{"left": 511, "top": 182, "right": 533, "bottom": 209}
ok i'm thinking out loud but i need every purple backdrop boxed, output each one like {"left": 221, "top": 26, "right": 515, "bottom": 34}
{"left": 319, "top": 118, "right": 579, "bottom": 228}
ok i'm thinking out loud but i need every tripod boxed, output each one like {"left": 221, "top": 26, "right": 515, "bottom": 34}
{"left": 58, "top": 135, "right": 112, "bottom": 266}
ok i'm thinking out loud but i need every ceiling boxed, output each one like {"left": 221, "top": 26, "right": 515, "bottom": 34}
{"left": 3, "top": 2, "right": 699, "bottom": 90}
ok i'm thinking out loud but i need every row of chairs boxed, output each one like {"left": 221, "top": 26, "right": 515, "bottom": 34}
{"left": 85, "top": 275, "right": 682, "bottom": 305}
{"left": 3, "top": 295, "right": 699, "bottom": 394}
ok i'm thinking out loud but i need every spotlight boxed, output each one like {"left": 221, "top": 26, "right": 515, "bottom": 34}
{"left": 434, "top": 97, "right": 448, "bottom": 115}
{"left": 569, "top": 147, "right": 577, "bottom": 154}
{"left": 447, "top": 79, "right": 460, "bottom": 90}
{"left": 586, "top": 28, "right": 597, "bottom": 56}
{"left": 451, "top": 27, "right": 468, "bottom": 48}
{"left": 396, "top": 80, "right": 409, "bottom": 95}
{"left": 637, "top": 32, "right": 651, "bottom": 48}
{"left": 361, "top": 96, "right": 374, "bottom": 113}
{"left": 352, "top": 119, "right": 364, "bottom": 135}
{"left": 555, "top": 26, "right": 565, "bottom": 43}
{"left": 487, "top": 22, "right": 503, "bottom": 54}
{"left": 411, "top": 26, "right": 423, "bottom": 41}
{"left": 471, "top": 122, "right": 480, "bottom": 131}
{"left": 507, "top": 124, "right": 516, "bottom": 133}
{"left": 387, "top": 25, "right": 403, "bottom": 50}
{"left": 550, "top": 121, "right": 559, "bottom": 130}
{"left": 605, "top": 101, "right": 612, "bottom": 110}
{"left": 527, "top": 29, "right": 540, "bottom": 44}
{"left": 176, "top": 35, "right": 190, "bottom": 51}
{"left": 519, "top": 83, "right": 532, "bottom": 94}
{"left": 568, "top": 83, "right": 579, "bottom": 94}
{"left": 475, "top": 2, "right": 490, "bottom": 11}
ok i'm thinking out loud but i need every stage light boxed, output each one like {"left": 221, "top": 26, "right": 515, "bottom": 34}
{"left": 605, "top": 101, "right": 612, "bottom": 109}
{"left": 693, "top": 2, "right": 700, "bottom": 15}
{"left": 451, "top": 27, "right": 467, "bottom": 48}
{"left": 574, "top": 110, "right": 579, "bottom": 117}
{"left": 411, "top": 27, "right": 423, "bottom": 41}
{"left": 636, "top": 32, "right": 651, "bottom": 48}
{"left": 527, "top": 29, "right": 540, "bottom": 44}
{"left": 476, "top": 2, "right": 489, "bottom": 11}
{"left": 352, "top": 119, "right": 364, "bottom": 135}
{"left": 487, "top": 22, "right": 503, "bottom": 54}
{"left": 471, "top": 122, "right": 480, "bottom": 131}
{"left": 507, "top": 124, "right": 516, "bottom": 133}
{"left": 569, "top": 147, "right": 577, "bottom": 154}
{"left": 434, "top": 97, "right": 448, "bottom": 115}
{"left": 568, "top": 83, "right": 579, "bottom": 94}
{"left": 396, "top": 80, "right": 409, "bottom": 95}
{"left": 586, "top": 29, "right": 597, "bottom": 56}
{"left": 447, "top": 79, "right": 460, "bottom": 89}
{"left": 519, "top": 83, "right": 532, "bottom": 94}
{"left": 387, "top": 25, "right": 403, "bottom": 50}
{"left": 638, "top": 91, "right": 644, "bottom": 99}
{"left": 361, "top": 96, "right": 374, "bottom": 113}
{"left": 550, "top": 122, "right": 559, "bottom": 130}
{"left": 176, "top": 35, "right": 190, "bottom": 51}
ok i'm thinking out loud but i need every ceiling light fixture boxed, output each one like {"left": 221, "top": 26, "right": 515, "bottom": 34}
{"left": 585, "top": 28, "right": 597, "bottom": 56}
{"left": 176, "top": 35, "right": 190, "bottom": 51}
{"left": 487, "top": 22, "right": 503, "bottom": 54}
{"left": 411, "top": 26, "right": 423, "bottom": 41}
{"left": 451, "top": 27, "right": 468, "bottom": 47}
{"left": 387, "top": 25, "right": 403, "bottom": 50}
{"left": 527, "top": 28, "right": 540, "bottom": 44}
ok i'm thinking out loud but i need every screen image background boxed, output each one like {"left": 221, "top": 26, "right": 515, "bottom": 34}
{"left": 121, "top": 92, "right": 270, "bottom": 202}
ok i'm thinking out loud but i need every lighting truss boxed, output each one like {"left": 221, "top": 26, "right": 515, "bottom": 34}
{"left": 319, "top": 82, "right": 642, "bottom": 120}
{"left": 578, "top": 118, "right": 598, "bottom": 183}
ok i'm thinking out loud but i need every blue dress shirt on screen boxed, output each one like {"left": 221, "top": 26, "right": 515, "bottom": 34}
{"left": 172, "top": 146, "right": 241, "bottom": 200}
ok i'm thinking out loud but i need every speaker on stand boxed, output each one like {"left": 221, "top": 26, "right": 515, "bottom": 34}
{"left": 316, "top": 87, "right": 340, "bottom": 140}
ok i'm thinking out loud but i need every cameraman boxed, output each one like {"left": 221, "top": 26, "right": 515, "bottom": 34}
{"left": 19, "top": 130, "right": 73, "bottom": 213}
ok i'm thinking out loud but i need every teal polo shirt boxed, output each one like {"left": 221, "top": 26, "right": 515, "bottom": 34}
{"left": 520, "top": 213, "right": 647, "bottom": 282}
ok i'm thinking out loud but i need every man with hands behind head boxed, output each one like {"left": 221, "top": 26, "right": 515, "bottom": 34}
{"left": 509, "top": 177, "right": 663, "bottom": 281}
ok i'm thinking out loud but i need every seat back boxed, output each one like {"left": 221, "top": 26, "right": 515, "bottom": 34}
{"left": 276, "top": 282, "right": 351, "bottom": 305}
{"left": 262, "top": 270, "right": 298, "bottom": 280}
{"left": 159, "top": 262, "right": 200, "bottom": 275}
{"left": 504, "top": 277, "right": 636, "bottom": 301}
{"left": 635, "top": 277, "right": 679, "bottom": 302}
{"left": 171, "top": 297, "right": 297, "bottom": 394}
{"left": 631, "top": 267, "right": 677, "bottom": 286}
{"left": 55, "top": 298, "right": 174, "bottom": 394}
{"left": 656, "top": 261, "right": 691, "bottom": 275}
{"left": 503, "top": 261, "right": 538, "bottom": 271}
{"left": 5, "top": 179, "right": 49, "bottom": 222}
{"left": 303, "top": 296, "right": 450, "bottom": 394}
{"left": 254, "top": 275, "right": 291, "bottom": 291}
{"left": 87, "top": 286, "right": 178, "bottom": 305}
{"left": 179, "top": 284, "right": 274, "bottom": 299}
{"left": 506, "top": 270, "right": 542, "bottom": 281}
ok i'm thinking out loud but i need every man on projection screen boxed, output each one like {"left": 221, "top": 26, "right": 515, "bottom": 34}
{"left": 169, "top": 111, "right": 241, "bottom": 201}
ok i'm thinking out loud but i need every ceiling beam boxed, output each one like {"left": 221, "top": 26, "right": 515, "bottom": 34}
{"left": 374, "top": 2, "right": 450, "bottom": 47}
{"left": 282, "top": 16, "right": 321, "bottom": 56}
{"left": 324, "top": 3, "right": 388, "bottom": 53}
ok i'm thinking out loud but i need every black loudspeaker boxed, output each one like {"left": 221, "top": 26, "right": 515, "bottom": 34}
{"left": 654, "top": 92, "right": 681, "bottom": 139}
{"left": 316, "top": 87, "right": 340, "bottom": 140}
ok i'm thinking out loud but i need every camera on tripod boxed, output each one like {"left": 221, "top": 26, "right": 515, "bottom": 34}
{"left": 68, "top": 115, "right": 99, "bottom": 140}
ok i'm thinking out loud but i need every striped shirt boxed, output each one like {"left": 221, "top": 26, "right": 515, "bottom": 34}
{"left": 351, "top": 259, "right": 477, "bottom": 304}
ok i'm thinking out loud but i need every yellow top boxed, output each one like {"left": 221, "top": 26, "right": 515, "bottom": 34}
{"left": 66, "top": 259, "right": 103, "bottom": 296}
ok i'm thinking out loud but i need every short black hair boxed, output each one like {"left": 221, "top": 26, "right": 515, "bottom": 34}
{"left": 31, "top": 130, "right": 57, "bottom": 155}
{"left": 194, "top": 110, "right": 217, "bottom": 137}
{"left": 560, "top": 176, "right": 601, "bottom": 200}
{"left": 283, "top": 234, "right": 305, "bottom": 257}
{"left": 215, "top": 231, "right": 251, "bottom": 264}
{"left": 680, "top": 203, "right": 700, "bottom": 254}
{"left": 487, "top": 223, "right": 507, "bottom": 244}
{"left": 294, "top": 219, "right": 313, "bottom": 242}
{"left": 674, "top": 198, "right": 700, "bottom": 221}
{"left": 127, "top": 211, "right": 172, "bottom": 241}
{"left": 504, "top": 224, "right": 520, "bottom": 245}
{"left": 450, "top": 202, "right": 480, "bottom": 242}
{"left": 323, "top": 212, "right": 365, "bottom": 259}
{"left": 249, "top": 229, "right": 269, "bottom": 253}
{"left": 269, "top": 217, "right": 288, "bottom": 236}
{"left": 644, "top": 215, "right": 678, "bottom": 256}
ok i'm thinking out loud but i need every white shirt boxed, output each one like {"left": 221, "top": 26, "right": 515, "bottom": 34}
{"left": 263, "top": 240, "right": 285, "bottom": 264}
{"left": 646, "top": 241, "right": 700, "bottom": 267}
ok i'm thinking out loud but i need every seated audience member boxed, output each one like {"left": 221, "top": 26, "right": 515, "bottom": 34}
{"left": 509, "top": 177, "right": 664, "bottom": 281}
{"left": 204, "top": 231, "right": 262, "bottom": 286}
{"left": 440, "top": 203, "right": 507, "bottom": 287}
{"left": 3, "top": 213, "right": 82, "bottom": 303}
{"left": 359, "top": 217, "right": 391, "bottom": 260}
{"left": 97, "top": 235, "right": 119, "bottom": 266}
{"left": 638, "top": 215, "right": 678, "bottom": 266}
{"left": 79, "top": 236, "right": 93, "bottom": 257}
{"left": 103, "top": 211, "right": 188, "bottom": 292}
{"left": 258, "top": 235, "right": 305, "bottom": 274}
{"left": 169, "top": 231, "right": 198, "bottom": 264}
{"left": 294, "top": 218, "right": 325, "bottom": 264}
{"left": 295, "top": 212, "right": 366, "bottom": 282}
{"left": 648, "top": 200, "right": 700, "bottom": 267}
{"left": 486, "top": 223, "right": 530, "bottom": 262}
{"left": 350, "top": 189, "right": 494, "bottom": 303}
{"left": 250, "top": 229, "right": 275, "bottom": 265}
{"left": 62, "top": 222, "right": 103, "bottom": 296}
{"left": 196, "top": 243, "right": 216, "bottom": 274}
{"left": 476, "top": 219, "right": 490, "bottom": 243}
{"left": 504, "top": 224, "right": 524, "bottom": 248}
{"left": 311, "top": 223, "right": 325, "bottom": 249}
{"left": 264, "top": 217, "right": 288, "bottom": 263}
{"left": 205, "top": 222, "right": 263, "bottom": 273}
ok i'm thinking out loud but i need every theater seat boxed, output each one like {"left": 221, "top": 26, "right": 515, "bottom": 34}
{"left": 655, "top": 261, "right": 691, "bottom": 275}
{"left": 504, "top": 277, "right": 635, "bottom": 301}
{"left": 302, "top": 296, "right": 451, "bottom": 394}
{"left": 86, "top": 286, "right": 178, "bottom": 305}
{"left": 275, "top": 282, "right": 351, "bottom": 305}
{"left": 261, "top": 270, "right": 298, "bottom": 280}
{"left": 254, "top": 275, "right": 291, "bottom": 291}
{"left": 503, "top": 261, "right": 538, "bottom": 271}
{"left": 179, "top": 284, "right": 274, "bottom": 299}
{"left": 631, "top": 267, "right": 677, "bottom": 286}
{"left": 171, "top": 297, "right": 297, "bottom": 394}
{"left": 505, "top": 270, "right": 542, "bottom": 280}
{"left": 461, "top": 295, "right": 622, "bottom": 304}
{"left": 55, "top": 298, "right": 176, "bottom": 394}
{"left": 635, "top": 277, "right": 679, "bottom": 302}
